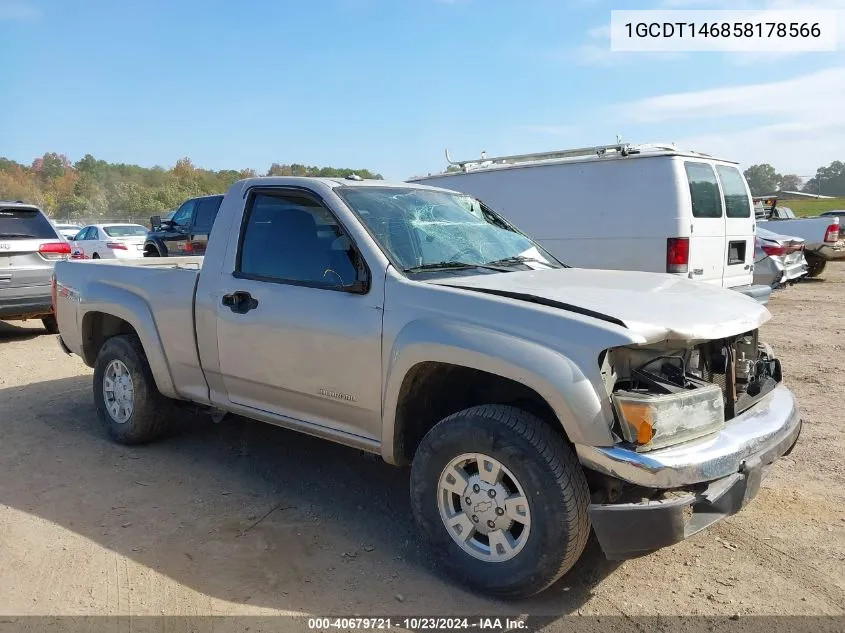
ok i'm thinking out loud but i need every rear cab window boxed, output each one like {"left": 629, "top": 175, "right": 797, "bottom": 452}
{"left": 0, "top": 207, "right": 59, "bottom": 240}
{"left": 683, "top": 163, "right": 722, "bottom": 218}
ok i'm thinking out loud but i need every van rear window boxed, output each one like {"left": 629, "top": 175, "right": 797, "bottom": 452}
{"left": 684, "top": 162, "right": 722, "bottom": 218}
{"left": 716, "top": 165, "right": 752, "bottom": 218}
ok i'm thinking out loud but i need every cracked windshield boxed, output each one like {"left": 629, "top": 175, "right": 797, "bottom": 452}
{"left": 337, "top": 187, "right": 561, "bottom": 274}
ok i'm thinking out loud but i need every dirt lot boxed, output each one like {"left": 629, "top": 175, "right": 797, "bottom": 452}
{"left": 1, "top": 269, "right": 844, "bottom": 620}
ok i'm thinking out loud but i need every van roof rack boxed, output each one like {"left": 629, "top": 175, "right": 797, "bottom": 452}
{"left": 444, "top": 141, "right": 688, "bottom": 172}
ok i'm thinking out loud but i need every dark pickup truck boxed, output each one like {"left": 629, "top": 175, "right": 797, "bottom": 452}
{"left": 143, "top": 194, "right": 223, "bottom": 257}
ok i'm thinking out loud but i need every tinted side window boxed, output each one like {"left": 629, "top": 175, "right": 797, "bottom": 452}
{"left": 193, "top": 197, "right": 223, "bottom": 232}
{"left": 79, "top": 227, "right": 95, "bottom": 240}
{"left": 684, "top": 162, "right": 722, "bottom": 219}
{"left": 237, "top": 192, "right": 358, "bottom": 288}
{"left": 716, "top": 165, "right": 751, "bottom": 218}
{"left": 171, "top": 201, "right": 195, "bottom": 226}
{"left": 0, "top": 208, "right": 59, "bottom": 239}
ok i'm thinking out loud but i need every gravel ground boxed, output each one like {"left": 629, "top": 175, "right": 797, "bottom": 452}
{"left": 0, "top": 267, "right": 843, "bottom": 620}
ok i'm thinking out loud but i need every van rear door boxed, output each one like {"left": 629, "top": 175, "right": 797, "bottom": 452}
{"left": 715, "top": 164, "right": 754, "bottom": 289}
{"left": 683, "top": 161, "right": 725, "bottom": 286}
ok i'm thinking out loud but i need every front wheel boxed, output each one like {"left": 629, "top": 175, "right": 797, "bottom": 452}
{"left": 93, "top": 334, "right": 173, "bottom": 444}
{"left": 410, "top": 405, "right": 591, "bottom": 598}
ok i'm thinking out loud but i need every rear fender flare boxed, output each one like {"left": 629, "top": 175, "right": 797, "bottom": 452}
{"left": 80, "top": 285, "right": 178, "bottom": 399}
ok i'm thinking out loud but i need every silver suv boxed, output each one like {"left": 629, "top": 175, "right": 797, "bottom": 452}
{"left": 0, "top": 201, "right": 71, "bottom": 332}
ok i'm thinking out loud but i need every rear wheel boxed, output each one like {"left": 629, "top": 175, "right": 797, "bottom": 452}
{"left": 93, "top": 334, "right": 173, "bottom": 444}
{"left": 805, "top": 252, "right": 827, "bottom": 278}
{"left": 41, "top": 315, "right": 58, "bottom": 334}
{"left": 92, "top": 253, "right": 100, "bottom": 260}
{"left": 410, "top": 405, "right": 591, "bottom": 598}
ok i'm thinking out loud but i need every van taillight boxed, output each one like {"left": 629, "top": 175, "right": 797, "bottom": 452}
{"left": 824, "top": 223, "right": 839, "bottom": 243}
{"left": 666, "top": 237, "right": 689, "bottom": 273}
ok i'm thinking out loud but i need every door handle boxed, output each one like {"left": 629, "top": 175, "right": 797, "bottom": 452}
{"left": 222, "top": 290, "right": 258, "bottom": 314}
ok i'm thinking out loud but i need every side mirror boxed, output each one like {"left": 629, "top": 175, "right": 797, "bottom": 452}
{"left": 150, "top": 215, "right": 162, "bottom": 230}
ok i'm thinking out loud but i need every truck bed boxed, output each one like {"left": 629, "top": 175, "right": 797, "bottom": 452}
{"left": 54, "top": 256, "right": 207, "bottom": 402}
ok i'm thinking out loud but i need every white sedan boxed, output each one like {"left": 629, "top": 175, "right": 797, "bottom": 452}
{"left": 69, "top": 223, "right": 149, "bottom": 260}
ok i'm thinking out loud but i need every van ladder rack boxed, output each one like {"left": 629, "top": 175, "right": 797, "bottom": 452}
{"left": 444, "top": 142, "right": 681, "bottom": 172}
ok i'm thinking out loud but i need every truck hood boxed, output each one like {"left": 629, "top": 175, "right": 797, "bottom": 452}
{"left": 430, "top": 268, "right": 770, "bottom": 343}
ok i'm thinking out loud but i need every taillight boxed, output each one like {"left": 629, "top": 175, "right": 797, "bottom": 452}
{"left": 824, "top": 223, "right": 839, "bottom": 243}
{"left": 666, "top": 237, "right": 689, "bottom": 273}
{"left": 39, "top": 241, "right": 72, "bottom": 260}
{"left": 106, "top": 241, "right": 128, "bottom": 250}
{"left": 761, "top": 244, "right": 787, "bottom": 257}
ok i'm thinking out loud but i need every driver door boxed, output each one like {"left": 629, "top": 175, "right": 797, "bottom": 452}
{"left": 214, "top": 188, "right": 385, "bottom": 441}
{"left": 164, "top": 200, "right": 195, "bottom": 256}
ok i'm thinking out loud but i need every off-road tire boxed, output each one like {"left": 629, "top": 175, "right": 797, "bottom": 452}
{"left": 93, "top": 334, "right": 173, "bottom": 444}
{"left": 410, "top": 404, "right": 591, "bottom": 599}
{"left": 41, "top": 315, "right": 59, "bottom": 334}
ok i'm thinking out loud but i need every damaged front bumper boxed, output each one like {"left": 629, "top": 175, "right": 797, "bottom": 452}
{"left": 575, "top": 383, "right": 801, "bottom": 559}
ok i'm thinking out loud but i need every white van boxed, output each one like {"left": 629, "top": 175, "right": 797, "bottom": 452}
{"left": 408, "top": 143, "right": 771, "bottom": 304}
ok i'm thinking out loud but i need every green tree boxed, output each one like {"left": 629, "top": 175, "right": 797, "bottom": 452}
{"left": 743, "top": 163, "right": 781, "bottom": 195}
{"left": 803, "top": 161, "right": 845, "bottom": 197}
{"left": 779, "top": 174, "right": 803, "bottom": 192}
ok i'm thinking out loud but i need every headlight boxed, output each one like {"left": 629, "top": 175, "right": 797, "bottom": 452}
{"left": 612, "top": 383, "right": 725, "bottom": 452}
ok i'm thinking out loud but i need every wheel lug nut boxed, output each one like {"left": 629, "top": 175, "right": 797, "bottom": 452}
{"left": 471, "top": 515, "right": 479, "bottom": 523}
{"left": 473, "top": 484, "right": 480, "bottom": 493}
{"left": 495, "top": 507, "right": 504, "bottom": 516}
{"left": 487, "top": 520, "right": 495, "bottom": 528}
{"left": 488, "top": 489, "right": 496, "bottom": 498}
{"left": 465, "top": 497, "right": 472, "bottom": 505}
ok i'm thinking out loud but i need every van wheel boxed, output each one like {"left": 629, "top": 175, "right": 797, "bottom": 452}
{"left": 41, "top": 315, "right": 59, "bottom": 334}
{"left": 93, "top": 334, "right": 173, "bottom": 444}
{"left": 410, "top": 405, "right": 590, "bottom": 598}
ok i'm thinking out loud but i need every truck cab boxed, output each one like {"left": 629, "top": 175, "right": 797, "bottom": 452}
{"left": 144, "top": 194, "right": 223, "bottom": 257}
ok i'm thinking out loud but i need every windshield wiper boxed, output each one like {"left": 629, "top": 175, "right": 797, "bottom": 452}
{"left": 485, "top": 255, "right": 563, "bottom": 268}
{"left": 0, "top": 233, "right": 37, "bottom": 239}
{"left": 404, "top": 261, "right": 511, "bottom": 274}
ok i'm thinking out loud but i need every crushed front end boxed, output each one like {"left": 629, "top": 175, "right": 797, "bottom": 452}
{"left": 576, "top": 330, "right": 802, "bottom": 560}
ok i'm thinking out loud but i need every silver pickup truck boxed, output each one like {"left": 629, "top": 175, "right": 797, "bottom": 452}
{"left": 53, "top": 176, "right": 802, "bottom": 598}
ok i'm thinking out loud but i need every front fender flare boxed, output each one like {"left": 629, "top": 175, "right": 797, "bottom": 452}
{"left": 381, "top": 319, "right": 616, "bottom": 464}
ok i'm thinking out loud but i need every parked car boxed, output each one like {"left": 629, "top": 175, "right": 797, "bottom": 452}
{"left": 54, "top": 176, "right": 801, "bottom": 598}
{"left": 52, "top": 222, "right": 83, "bottom": 240}
{"left": 144, "top": 194, "right": 223, "bottom": 257}
{"left": 0, "top": 200, "right": 71, "bottom": 332}
{"left": 754, "top": 197, "right": 842, "bottom": 277}
{"left": 409, "top": 142, "right": 772, "bottom": 305}
{"left": 754, "top": 227, "right": 808, "bottom": 288}
{"left": 69, "top": 224, "right": 149, "bottom": 260}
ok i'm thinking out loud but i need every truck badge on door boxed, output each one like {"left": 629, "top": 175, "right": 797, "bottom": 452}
{"left": 318, "top": 388, "right": 356, "bottom": 402}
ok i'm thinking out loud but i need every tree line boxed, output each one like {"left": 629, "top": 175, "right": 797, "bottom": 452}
{"left": 743, "top": 160, "right": 845, "bottom": 197}
{"left": 0, "top": 153, "right": 383, "bottom": 220}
